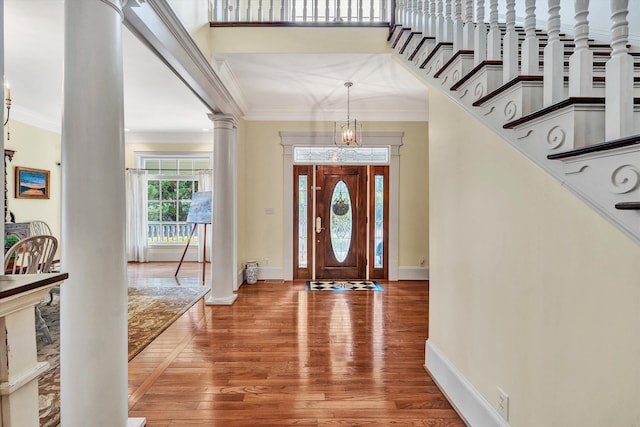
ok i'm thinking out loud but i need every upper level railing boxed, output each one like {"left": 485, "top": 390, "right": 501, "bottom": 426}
{"left": 208, "top": 0, "right": 394, "bottom": 24}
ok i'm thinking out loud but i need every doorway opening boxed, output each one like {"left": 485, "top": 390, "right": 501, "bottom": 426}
{"left": 294, "top": 164, "right": 389, "bottom": 280}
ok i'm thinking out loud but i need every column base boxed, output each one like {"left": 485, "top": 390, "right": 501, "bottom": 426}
{"left": 205, "top": 293, "right": 238, "bottom": 305}
{"left": 128, "top": 417, "right": 146, "bottom": 427}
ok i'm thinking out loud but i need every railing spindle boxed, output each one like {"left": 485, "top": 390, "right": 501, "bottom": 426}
{"left": 462, "top": 0, "right": 474, "bottom": 50}
{"left": 606, "top": 0, "right": 634, "bottom": 139}
{"left": 503, "top": 0, "right": 518, "bottom": 83}
{"left": 325, "top": 0, "right": 330, "bottom": 21}
{"left": 543, "top": 0, "right": 564, "bottom": 106}
{"left": 443, "top": 0, "right": 453, "bottom": 42}
{"left": 486, "top": 0, "right": 499, "bottom": 60}
{"left": 452, "top": 0, "right": 464, "bottom": 51}
{"left": 436, "top": 0, "right": 444, "bottom": 42}
{"left": 473, "top": 0, "right": 486, "bottom": 64}
{"left": 246, "top": 0, "right": 253, "bottom": 21}
{"left": 569, "top": 0, "right": 593, "bottom": 96}
{"left": 429, "top": 0, "right": 437, "bottom": 37}
{"left": 521, "top": 0, "right": 539, "bottom": 74}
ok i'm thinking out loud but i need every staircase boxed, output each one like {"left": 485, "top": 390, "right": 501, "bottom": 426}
{"left": 390, "top": 0, "right": 640, "bottom": 244}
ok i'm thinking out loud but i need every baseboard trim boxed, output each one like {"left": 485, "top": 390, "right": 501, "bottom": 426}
{"left": 128, "top": 418, "right": 146, "bottom": 427}
{"left": 398, "top": 266, "right": 429, "bottom": 280}
{"left": 425, "top": 340, "right": 510, "bottom": 427}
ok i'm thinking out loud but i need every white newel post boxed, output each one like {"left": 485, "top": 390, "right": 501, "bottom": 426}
{"left": 61, "top": 1, "right": 143, "bottom": 427}
{"left": 521, "top": 0, "right": 540, "bottom": 75}
{"left": 502, "top": 0, "right": 518, "bottom": 83}
{"left": 606, "top": 0, "right": 634, "bottom": 140}
{"left": 569, "top": 0, "right": 593, "bottom": 96}
{"left": 207, "top": 114, "right": 239, "bottom": 305}
{"left": 543, "top": 0, "right": 564, "bottom": 106}
{"left": 473, "top": 0, "right": 486, "bottom": 64}
{"left": 462, "top": 0, "right": 474, "bottom": 50}
{"left": 452, "top": 0, "right": 464, "bottom": 51}
{"left": 486, "top": 0, "right": 500, "bottom": 60}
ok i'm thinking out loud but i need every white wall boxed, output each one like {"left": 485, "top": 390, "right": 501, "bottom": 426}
{"left": 428, "top": 86, "right": 640, "bottom": 426}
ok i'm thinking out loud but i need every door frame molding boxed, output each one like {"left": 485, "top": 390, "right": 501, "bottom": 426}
{"left": 281, "top": 131, "right": 403, "bottom": 280}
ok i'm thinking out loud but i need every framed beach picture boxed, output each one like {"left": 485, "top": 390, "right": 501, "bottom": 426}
{"left": 15, "top": 166, "right": 50, "bottom": 199}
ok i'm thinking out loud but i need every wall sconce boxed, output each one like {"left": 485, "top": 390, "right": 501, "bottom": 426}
{"left": 4, "top": 81, "right": 11, "bottom": 141}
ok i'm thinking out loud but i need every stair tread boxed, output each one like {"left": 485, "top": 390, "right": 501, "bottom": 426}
{"left": 547, "top": 134, "right": 640, "bottom": 160}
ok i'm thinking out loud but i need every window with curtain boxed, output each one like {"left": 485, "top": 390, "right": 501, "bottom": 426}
{"left": 141, "top": 156, "right": 211, "bottom": 246}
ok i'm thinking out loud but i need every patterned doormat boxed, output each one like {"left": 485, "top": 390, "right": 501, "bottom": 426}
{"left": 307, "top": 280, "right": 383, "bottom": 291}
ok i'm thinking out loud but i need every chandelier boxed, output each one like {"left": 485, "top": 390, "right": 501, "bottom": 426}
{"left": 334, "top": 81, "right": 362, "bottom": 147}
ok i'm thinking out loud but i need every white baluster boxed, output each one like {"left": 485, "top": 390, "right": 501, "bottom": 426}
{"left": 429, "top": 0, "right": 437, "bottom": 37}
{"left": 453, "top": 0, "right": 464, "bottom": 51}
{"left": 381, "top": 0, "right": 387, "bottom": 23}
{"left": 486, "top": 0, "right": 500, "bottom": 60}
{"left": 347, "top": 0, "right": 353, "bottom": 21}
{"left": 443, "top": 0, "right": 454, "bottom": 42}
{"left": 474, "top": 0, "right": 486, "bottom": 64}
{"left": 258, "top": 0, "right": 263, "bottom": 21}
{"left": 521, "top": 0, "right": 539, "bottom": 74}
{"left": 462, "top": 0, "right": 474, "bottom": 50}
{"left": 246, "top": 0, "right": 253, "bottom": 20}
{"left": 269, "top": 0, "right": 274, "bottom": 20}
{"left": 302, "top": 0, "right": 308, "bottom": 21}
{"left": 421, "top": 0, "right": 429, "bottom": 34}
{"left": 325, "top": 0, "right": 330, "bottom": 22}
{"left": 606, "top": 0, "right": 634, "bottom": 139}
{"left": 543, "top": 0, "right": 564, "bottom": 106}
{"left": 569, "top": 0, "right": 593, "bottom": 96}
{"left": 436, "top": 0, "right": 445, "bottom": 42}
{"left": 503, "top": 0, "right": 519, "bottom": 83}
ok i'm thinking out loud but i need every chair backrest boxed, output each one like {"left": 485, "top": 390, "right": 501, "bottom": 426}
{"left": 4, "top": 235, "right": 58, "bottom": 275}
{"left": 29, "top": 220, "right": 52, "bottom": 236}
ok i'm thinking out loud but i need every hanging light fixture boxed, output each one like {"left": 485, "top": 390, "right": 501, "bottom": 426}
{"left": 334, "top": 81, "right": 362, "bottom": 147}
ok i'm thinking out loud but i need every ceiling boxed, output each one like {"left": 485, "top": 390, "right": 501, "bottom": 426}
{"left": 4, "top": 0, "right": 428, "bottom": 142}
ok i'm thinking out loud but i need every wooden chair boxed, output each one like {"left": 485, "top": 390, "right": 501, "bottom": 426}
{"left": 28, "top": 220, "right": 52, "bottom": 236}
{"left": 4, "top": 235, "right": 58, "bottom": 344}
{"left": 27, "top": 220, "right": 60, "bottom": 303}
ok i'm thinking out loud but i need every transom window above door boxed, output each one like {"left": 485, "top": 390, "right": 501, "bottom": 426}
{"left": 293, "top": 146, "right": 389, "bottom": 164}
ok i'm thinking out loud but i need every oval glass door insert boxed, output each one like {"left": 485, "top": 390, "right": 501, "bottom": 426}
{"left": 330, "top": 180, "right": 352, "bottom": 263}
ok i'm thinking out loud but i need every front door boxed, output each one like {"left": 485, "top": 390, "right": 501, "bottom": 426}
{"left": 315, "top": 165, "right": 367, "bottom": 279}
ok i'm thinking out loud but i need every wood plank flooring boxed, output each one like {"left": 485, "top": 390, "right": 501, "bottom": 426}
{"left": 127, "top": 263, "right": 465, "bottom": 427}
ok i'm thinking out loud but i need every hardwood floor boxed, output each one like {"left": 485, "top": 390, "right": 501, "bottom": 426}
{"left": 127, "top": 263, "right": 465, "bottom": 427}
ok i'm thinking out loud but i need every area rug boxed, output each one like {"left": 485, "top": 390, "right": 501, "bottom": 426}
{"left": 307, "top": 280, "right": 383, "bottom": 291}
{"left": 36, "top": 285, "right": 210, "bottom": 427}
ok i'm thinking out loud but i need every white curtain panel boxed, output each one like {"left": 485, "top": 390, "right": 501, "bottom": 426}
{"left": 126, "top": 170, "right": 149, "bottom": 262}
{"left": 197, "top": 170, "right": 213, "bottom": 262}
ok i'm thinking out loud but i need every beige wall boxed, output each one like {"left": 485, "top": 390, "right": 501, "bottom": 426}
{"left": 239, "top": 120, "right": 429, "bottom": 273}
{"left": 428, "top": 86, "right": 640, "bottom": 426}
{"left": 5, "top": 121, "right": 61, "bottom": 246}
{"left": 210, "top": 27, "right": 390, "bottom": 54}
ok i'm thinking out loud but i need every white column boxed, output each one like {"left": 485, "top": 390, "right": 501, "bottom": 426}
{"left": 503, "top": 0, "right": 519, "bottom": 83}
{"left": 207, "top": 114, "right": 238, "bottom": 305}
{"left": 543, "top": 0, "right": 564, "bottom": 106}
{"left": 486, "top": 0, "right": 500, "bottom": 60}
{"left": 474, "top": 0, "right": 486, "bottom": 64}
{"left": 521, "top": 0, "right": 540, "bottom": 74}
{"left": 606, "top": 0, "right": 634, "bottom": 140}
{"left": 61, "top": 1, "right": 132, "bottom": 427}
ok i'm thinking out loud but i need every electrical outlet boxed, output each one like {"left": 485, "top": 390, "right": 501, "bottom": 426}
{"left": 264, "top": 258, "right": 270, "bottom": 266}
{"left": 419, "top": 257, "right": 425, "bottom": 267}
{"left": 497, "top": 387, "right": 509, "bottom": 421}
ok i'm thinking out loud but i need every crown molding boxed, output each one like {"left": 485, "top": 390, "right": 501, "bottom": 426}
{"left": 125, "top": 130, "right": 213, "bottom": 143}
